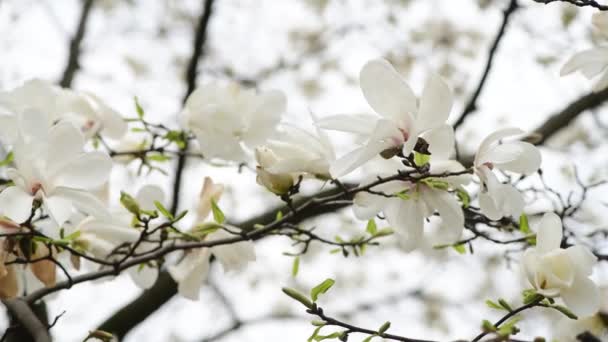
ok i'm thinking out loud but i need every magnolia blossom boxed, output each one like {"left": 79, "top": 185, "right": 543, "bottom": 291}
{"left": 560, "top": 13, "right": 608, "bottom": 92}
{"left": 474, "top": 128, "right": 541, "bottom": 220}
{"left": 353, "top": 160, "right": 469, "bottom": 251}
{"left": 0, "top": 110, "right": 112, "bottom": 226}
{"left": 0, "top": 79, "right": 126, "bottom": 140}
{"left": 169, "top": 177, "right": 255, "bottom": 300}
{"left": 522, "top": 213, "right": 599, "bottom": 317}
{"left": 255, "top": 117, "right": 335, "bottom": 194}
{"left": 317, "top": 58, "right": 454, "bottom": 177}
{"left": 181, "top": 82, "right": 286, "bottom": 161}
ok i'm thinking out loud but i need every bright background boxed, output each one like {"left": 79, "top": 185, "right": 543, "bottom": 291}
{"left": 0, "top": 0, "right": 607, "bottom": 341}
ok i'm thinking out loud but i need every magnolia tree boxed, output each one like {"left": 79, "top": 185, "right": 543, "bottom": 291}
{"left": 1, "top": 0, "right": 608, "bottom": 341}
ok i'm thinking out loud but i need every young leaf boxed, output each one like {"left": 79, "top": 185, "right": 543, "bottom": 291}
{"left": 414, "top": 152, "right": 430, "bottom": 167}
{"left": 282, "top": 287, "right": 313, "bottom": 309}
{"left": 210, "top": 199, "right": 225, "bottom": 224}
{"left": 292, "top": 256, "right": 300, "bottom": 277}
{"left": 154, "top": 201, "right": 173, "bottom": 219}
{"left": 485, "top": 300, "right": 504, "bottom": 311}
{"left": 552, "top": 305, "right": 578, "bottom": 319}
{"left": 311, "top": 278, "right": 335, "bottom": 302}
{"left": 452, "top": 244, "right": 466, "bottom": 254}
{"left": 366, "top": 219, "right": 377, "bottom": 235}
{"left": 134, "top": 96, "right": 145, "bottom": 118}
{"left": 519, "top": 214, "right": 530, "bottom": 234}
{"left": 120, "top": 192, "right": 141, "bottom": 215}
{"left": 378, "top": 321, "right": 391, "bottom": 334}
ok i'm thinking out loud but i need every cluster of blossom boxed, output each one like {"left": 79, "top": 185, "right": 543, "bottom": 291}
{"left": 0, "top": 56, "right": 599, "bottom": 316}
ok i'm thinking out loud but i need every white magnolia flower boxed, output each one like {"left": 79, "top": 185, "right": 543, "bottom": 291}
{"left": 255, "top": 116, "right": 335, "bottom": 194}
{"left": 474, "top": 128, "right": 541, "bottom": 220}
{"left": 0, "top": 79, "right": 126, "bottom": 140}
{"left": 560, "top": 13, "right": 608, "bottom": 92}
{"left": 0, "top": 110, "right": 112, "bottom": 226}
{"left": 317, "top": 58, "right": 454, "bottom": 177}
{"left": 353, "top": 160, "right": 469, "bottom": 251}
{"left": 522, "top": 212, "right": 599, "bottom": 317}
{"left": 181, "top": 82, "right": 286, "bottom": 161}
{"left": 169, "top": 177, "right": 255, "bottom": 300}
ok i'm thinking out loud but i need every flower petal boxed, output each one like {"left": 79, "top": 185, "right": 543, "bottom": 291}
{"left": 384, "top": 198, "right": 424, "bottom": 251}
{"left": 128, "top": 265, "right": 158, "bottom": 290}
{"left": 46, "top": 122, "right": 85, "bottom": 174}
{"left": 423, "top": 188, "right": 464, "bottom": 241}
{"left": 560, "top": 274, "right": 600, "bottom": 317}
{"left": 136, "top": 185, "right": 165, "bottom": 212}
{"left": 565, "top": 245, "right": 597, "bottom": 276}
{"left": 43, "top": 194, "right": 73, "bottom": 227}
{"left": 420, "top": 124, "right": 455, "bottom": 161}
{"left": 475, "top": 128, "right": 524, "bottom": 166}
{"left": 51, "top": 151, "right": 112, "bottom": 190}
{"left": 490, "top": 141, "right": 541, "bottom": 175}
{"left": 209, "top": 230, "right": 256, "bottom": 273}
{"left": 315, "top": 114, "right": 378, "bottom": 136}
{"left": 359, "top": 59, "right": 417, "bottom": 122}
{"left": 560, "top": 47, "right": 608, "bottom": 78}
{"left": 52, "top": 187, "right": 111, "bottom": 221}
{"left": 416, "top": 73, "right": 453, "bottom": 132}
{"left": 353, "top": 192, "right": 386, "bottom": 220}
{"left": 0, "top": 187, "right": 34, "bottom": 223}
{"left": 536, "top": 212, "right": 563, "bottom": 254}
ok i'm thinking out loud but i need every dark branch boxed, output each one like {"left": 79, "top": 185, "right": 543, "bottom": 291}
{"left": 1, "top": 299, "right": 51, "bottom": 342}
{"left": 453, "top": 0, "right": 519, "bottom": 130}
{"left": 170, "top": 0, "right": 216, "bottom": 216}
{"left": 58, "top": 0, "right": 95, "bottom": 88}
{"left": 531, "top": 0, "right": 608, "bottom": 10}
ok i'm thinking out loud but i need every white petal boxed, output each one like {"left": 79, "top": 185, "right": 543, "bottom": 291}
{"left": 561, "top": 275, "right": 600, "bottom": 317}
{"left": 420, "top": 124, "right": 455, "bottom": 161}
{"left": 479, "top": 191, "right": 503, "bottom": 221}
{"left": 43, "top": 194, "right": 73, "bottom": 227}
{"left": 128, "top": 266, "right": 158, "bottom": 290}
{"left": 490, "top": 142, "right": 541, "bottom": 175}
{"left": 315, "top": 114, "right": 378, "bottom": 136}
{"left": 52, "top": 187, "right": 111, "bottom": 221}
{"left": 536, "top": 212, "right": 563, "bottom": 254}
{"left": 168, "top": 249, "right": 211, "bottom": 300}
{"left": 136, "top": 185, "right": 165, "bottom": 212}
{"left": 475, "top": 128, "right": 524, "bottom": 166}
{"left": 330, "top": 144, "right": 381, "bottom": 178}
{"left": 241, "top": 90, "right": 285, "bottom": 147}
{"left": 560, "top": 47, "right": 608, "bottom": 78}
{"left": 565, "top": 245, "right": 597, "bottom": 276}
{"left": 353, "top": 192, "right": 386, "bottom": 220}
{"left": 359, "top": 59, "right": 417, "bottom": 122}
{"left": 85, "top": 93, "right": 127, "bottom": 139}
{"left": 51, "top": 151, "right": 112, "bottom": 190}
{"left": 384, "top": 198, "right": 424, "bottom": 251}
{"left": 416, "top": 73, "right": 453, "bottom": 132}
{"left": 46, "top": 122, "right": 85, "bottom": 174}
{"left": 0, "top": 187, "right": 34, "bottom": 223}
{"left": 423, "top": 188, "right": 464, "bottom": 241}
{"left": 209, "top": 231, "right": 256, "bottom": 273}
{"left": 18, "top": 109, "right": 50, "bottom": 145}
{"left": 0, "top": 114, "right": 17, "bottom": 144}
{"left": 194, "top": 128, "right": 245, "bottom": 161}
{"left": 522, "top": 249, "right": 540, "bottom": 288}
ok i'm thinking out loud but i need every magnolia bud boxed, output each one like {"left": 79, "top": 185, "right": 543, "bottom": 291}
{"left": 256, "top": 166, "right": 294, "bottom": 195}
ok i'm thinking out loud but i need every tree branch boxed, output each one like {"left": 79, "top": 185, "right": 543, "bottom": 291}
{"left": 58, "top": 0, "right": 95, "bottom": 88}
{"left": 453, "top": 0, "right": 519, "bottom": 130}
{"left": 170, "top": 0, "right": 216, "bottom": 216}
{"left": 531, "top": 0, "right": 608, "bottom": 10}
{"left": 2, "top": 299, "right": 51, "bottom": 342}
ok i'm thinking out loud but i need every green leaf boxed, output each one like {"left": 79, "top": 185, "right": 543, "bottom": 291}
{"left": 378, "top": 321, "right": 391, "bottom": 334}
{"left": 522, "top": 289, "right": 544, "bottom": 305}
{"left": 174, "top": 210, "right": 188, "bottom": 222}
{"left": 314, "top": 332, "right": 344, "bottom": 341}
{"left": 374, "top": 228, "right": 393, "bottom": 237}
{"left": 134, "top": 96, "right": 145, "bottom": 118}
{"left": 482, "top": 319, "right": 496, "bottom": 332}
{"left": 329, "top": 248, "right": 341, "bottom": 254}
{"left": 154, "top": 201, "right": 173, "bottom": 219}
{"left": 519, "top": 214, "right": 530, "bottom": 234}
{"left": 65, "top": 230, "right": 81, "bottom": 241}
{"left": 193, "top": 222, "right": 222, "bottom": 235}
{"left": 292, "top": 256, "right": 300, "bottom": 277}
{"left": 0, "top": 151, "right": 14, "bottom": 167}
{"left": 276, "top": 210, "right": 283, "bottom": 221}
{"left": 394, "top": 190, "right": 410, "bottom": 200}
{"left": 120, "top": 192, "right": 140, "bottom": 215}
{"left": 282, "top": 287, "right": 313, "bottom": 309}
{"left": 311, "top": 278, "right": 335, "bottom": 302}
{"left": 311, "top": 320, "right": 325, "bottom": 327}
{"left": 366, "top": 219, "right": 377, "bottom": 235}
{"left": 148, "top": 154, "right": 171, "bottom": 162}
{"left": 452, "top": 243, "right": 466, "bottom": 254}
{"left": 485, "top": 300, "right": 504, "bottom": 311}
{"left": 552, "top": 305, "right": 578, "bottom": 319}
{"left": 456, "top": 188, "right": 470, "bottom": 208}
{"left": 414, "top": 152, "right": 430, "bottom": 167}
{"left": 210, "top": 199, "right": 225, "bottom": 224}
{"left": 362, "top": 336, "right": 375, "bottom": 342}
{"left": 308, "top": 326, "right": 323, "bottom": 342}
{"left": 498, "top": 298, "right": 513, "bottom": 312}
{"left": 422, "top": 178, "right": 449, "bottom": 190}
{"left": 497, "top": 316, "right": 521, "bottom": 337}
